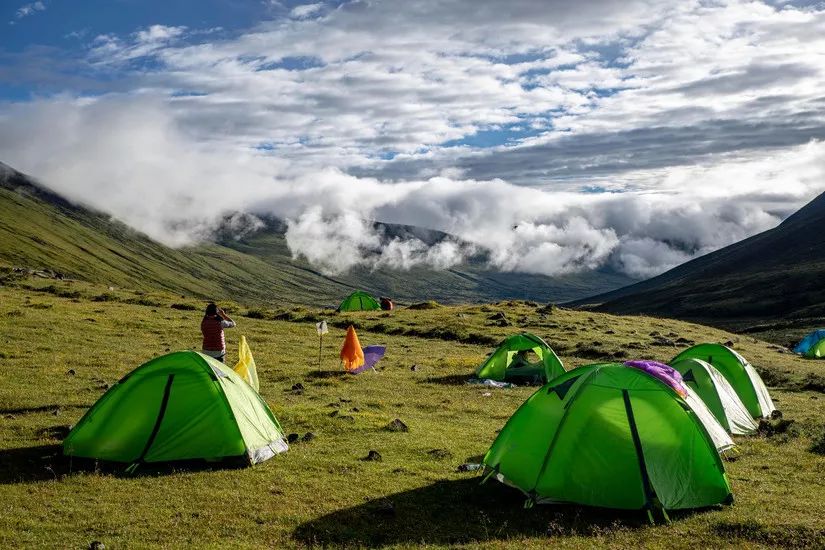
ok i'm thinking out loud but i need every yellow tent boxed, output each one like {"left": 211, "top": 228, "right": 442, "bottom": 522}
{"left": 233, "top": 335, "right": 260, "bottom": 391}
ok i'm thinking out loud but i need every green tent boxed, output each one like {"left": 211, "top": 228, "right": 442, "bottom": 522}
{"left": 338, "top": 290, "right": 381, "bottom": 312}
{"left": 671, "top": 358, "right": 758, "bottom": 435}
{"left": 475, "top": 332, "right": 564, "bottom": 384}
{"left": 671, "top": 344, "right": 775, "bottom": 419}
{"left": 806, "top": 338, "right": 825, "bottom": 358}
{"left": 483, "top": 363, "right": 732, "bottom": 516}
{"left": 63, "top": 351, "right": 288, "bottom": 466}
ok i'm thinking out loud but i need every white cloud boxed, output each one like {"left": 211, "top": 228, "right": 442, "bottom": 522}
{"left": 290, "top": 3, "right": 324, "bottom": 19}
{"left": 2, "top": 96, "right": 823, "bottom": 279}
{"left": 15, "top": 1, "right": 45, "bottom": 20}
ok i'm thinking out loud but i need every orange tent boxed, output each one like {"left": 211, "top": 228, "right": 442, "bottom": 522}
{"left": 340, "top": 325, "right": 365, "bottom": 372}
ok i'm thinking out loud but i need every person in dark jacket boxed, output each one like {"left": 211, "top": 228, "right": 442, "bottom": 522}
{"left": 201, "top": 303, "right": 236, "bottom": 363}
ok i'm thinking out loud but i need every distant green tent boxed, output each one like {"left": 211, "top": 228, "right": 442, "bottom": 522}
{"left": 338, "top": 290, "right": 381, "bottom": 312}
{"left": 475, "top": 332, "right": 564, "bottom": 384}
{"left": 670, "top": 358, "right": 758, "bottom": 435}
{"left": 671, "top": 344, "right": 775, "bottom": 419}
{"left": 63, "top": 351, "right": 288, "bottom": 466}
{"left": 483, "top": 363, "right": 733, "bottom": 516}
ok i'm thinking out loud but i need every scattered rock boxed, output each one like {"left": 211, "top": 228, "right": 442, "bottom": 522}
{"left": 88, "top": 542, "right": 105, "bottom": 550}
{"left": 52, "top": 408, "right": 61, "bottom": 416}
{"left": 350, "top": 407, "right": 360, "bottom": 412}
{"left": 651, "top": 336, "right": 676, "bottom": 346}
{"left": 291, "top": 382, "right": 305, "bottom": 391}
{"left": 66, "top": 369, "right": 76, "bottom": 376}
{"left": 384, "top": 418, "right": 409, "bottom": 432}
{"left": 724, "top": 340, "right": 735, "bottom": 348}
{"left": 676, "top": 337, "right": 695, "bottom": 345}
{"left": 770, "top": 410, "right": 783, "bottom": 420}
{"left": 410, "top": 364, "right": 418, "bottom": 372}
{"left": 457, "top": 463, "right": 482, "bottom": 472}
{"left": 302, "top": 432, "right": 316, "bottom": 442}
{"left": 363, "top": 450, "right": 382, "bottom": 461}
{"left": 287, "top": 433, "right": 300, "bottom": 444}
{"left": 328, "top": 410, "right": 339, "bottom": 418}
{"left": 487, "top": 312, "right": 507, "bottom": 321}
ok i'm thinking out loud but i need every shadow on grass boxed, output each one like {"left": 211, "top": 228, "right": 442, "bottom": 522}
{"left": 421, "top": 374, "right": 470, "bottom": 386}
{"left": 0, "top": 444, "right": 250, "bottom": 484}
{"left": 0, "top": 404, "right": 62, "bottom": 415}
{"left": 292, "top": 478, "right": 659, "bottom": 547}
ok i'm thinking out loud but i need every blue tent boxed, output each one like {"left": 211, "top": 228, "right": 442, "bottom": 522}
{"left": 793, "top": 329, "right": 825, "bottom": 355}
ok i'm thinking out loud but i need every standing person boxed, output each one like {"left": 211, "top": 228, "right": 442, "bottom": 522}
{"left": 201, "top": 303, "right": 236, "bottom": 363}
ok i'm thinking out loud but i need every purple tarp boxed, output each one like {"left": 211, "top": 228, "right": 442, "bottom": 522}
{"left": 624, "top": 360, "right": 688, "bottom": 396}
{"left": 348, "top": 345, "right": 387, "bottom": 374}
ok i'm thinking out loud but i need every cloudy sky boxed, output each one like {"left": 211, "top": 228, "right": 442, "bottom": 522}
{"left": 2, "top": 0, "right": 825, "bottom": 278}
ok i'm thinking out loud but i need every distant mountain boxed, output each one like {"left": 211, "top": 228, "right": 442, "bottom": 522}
{"left": 574, "top": 189, "right": 825, "bottom": 329}
{"left": 0, "top": 161, "right": 633, "bottom": 305}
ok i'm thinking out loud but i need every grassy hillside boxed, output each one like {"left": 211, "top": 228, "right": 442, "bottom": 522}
{"left": 1, "top": 275, "right": 824, "bottom": 548}
{"left": 0, "top": 162, "right": 632, "bottom": 307}
{"left": 574, "top": 190, "right": 825, "bottom": 341}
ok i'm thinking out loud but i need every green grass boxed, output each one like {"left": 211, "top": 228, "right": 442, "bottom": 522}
{"left": 1, "top": 277, "right": 824, "bottom": 548}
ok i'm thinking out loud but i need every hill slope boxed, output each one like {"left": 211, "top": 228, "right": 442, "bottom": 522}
{"left": 0, "top": 161, "right": 632, "bottom": 305}
{"left": 575, "top": 189, "right": 825, "bottom": 328}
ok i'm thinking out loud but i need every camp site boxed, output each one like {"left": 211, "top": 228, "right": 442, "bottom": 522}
{"left": 2, "top": 278, "right": 825, "bottom": 548}
{"left": 3, "top": 1, "right": 825, "bottom": 548}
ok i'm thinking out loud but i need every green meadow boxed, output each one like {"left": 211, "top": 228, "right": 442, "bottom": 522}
{"left": 1, "top": 276, "right": 824, "bottom": 548}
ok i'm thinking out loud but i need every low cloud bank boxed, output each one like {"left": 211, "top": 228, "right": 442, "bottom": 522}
{"left": 1, "top": 97, "right": 823, "bottom": 278}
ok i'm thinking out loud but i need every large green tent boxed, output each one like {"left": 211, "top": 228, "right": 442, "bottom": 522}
{"left": 671, "top": 358, "right": 757, "bottom": 435}
{"left": 63, "top": 351, "right": 288, "bottom": 466}
{"left": 671, "top": 344, "right": 775, "bottom": 419}
{"left": 338, "top": 290, "right": 381, "bottom": 312}
{"left": 475, "top": 332, "right": 565, "bottom": 384}
{"left": 483, "top": 363, "right": 732, "bottom": 516}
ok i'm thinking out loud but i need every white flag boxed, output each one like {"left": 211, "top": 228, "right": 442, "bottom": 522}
{"left": 316, "top": 320, "right": 329, "bottom": 335}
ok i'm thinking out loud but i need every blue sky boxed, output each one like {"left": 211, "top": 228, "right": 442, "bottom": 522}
{"left": 2, "top": 0, "right": 825, "bottom": 278}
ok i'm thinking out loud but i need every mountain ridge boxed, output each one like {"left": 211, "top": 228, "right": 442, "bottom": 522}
{"left": 573, "top": 188, "right": 825, "bottom": 329}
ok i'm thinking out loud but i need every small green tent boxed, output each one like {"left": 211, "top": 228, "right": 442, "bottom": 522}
{"left": 63, "top": 351, "right": 288, "bottom": 466}
{"left": 338, "top": 290, "right": 381, "bottom": 312}
{"left": 793, "top": 329, "right": 825, "bottom": 358}
{"left": 671, "top": 344, "right": 775, "bottom": 419}
{"left": 671, "top": 358, "right": 758, "bottom": 435}
{"left": 475, "top": 332, "right": 564, "bottom": 384}
{"left": 483, "top": 363, "right": 732, "bottom": 515}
